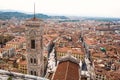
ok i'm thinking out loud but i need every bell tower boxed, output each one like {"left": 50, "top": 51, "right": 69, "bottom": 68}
{"left": 25, "top": 4, "right": 44, "bottom": 76}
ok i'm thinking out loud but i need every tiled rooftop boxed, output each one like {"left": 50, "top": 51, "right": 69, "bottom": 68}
{"left": 53, "top": 60, "right": 80, "bottom": 80}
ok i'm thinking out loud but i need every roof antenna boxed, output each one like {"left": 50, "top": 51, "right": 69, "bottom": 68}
{"left": 34, "top": 3, "right": 36, "bottom": 19}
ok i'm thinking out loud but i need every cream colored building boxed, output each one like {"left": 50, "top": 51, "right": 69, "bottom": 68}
{"left": 6, "top": 36, "right": 26, "bottom": 49}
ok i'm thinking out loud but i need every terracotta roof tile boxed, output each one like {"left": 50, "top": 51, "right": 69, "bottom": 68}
{"left": 53, "top": 59, "right": 80, "bottom": 80}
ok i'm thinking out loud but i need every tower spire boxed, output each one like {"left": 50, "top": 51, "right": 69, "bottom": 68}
{"left": 34, "top": 3, "right": 36, "bottom": 19}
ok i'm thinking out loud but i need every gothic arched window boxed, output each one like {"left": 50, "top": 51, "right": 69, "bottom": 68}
{"left": 30, "top": 58, "right": 33, "bottom": 63}
{"left": 34, "top": 58, "right": 36, "bottom": 64}
{"left": 31, "top": 40, "right": 35, "bottom": 49}
{"left": 34, "top": 71, "right": 37, "bottom": 76}
{"left": 31, "top": 71, "right": 33, "bottom": 75}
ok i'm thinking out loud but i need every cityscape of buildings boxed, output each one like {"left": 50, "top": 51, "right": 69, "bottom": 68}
{"left": 0, "top": 2, "right": 120, "bottom": 80}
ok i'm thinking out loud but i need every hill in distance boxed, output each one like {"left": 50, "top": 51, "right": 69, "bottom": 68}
{"left": 0, "top": 11, "right": 68, "bottom": 20}
{"left": 0, "top": 10, "right": 120, "bottom": 22}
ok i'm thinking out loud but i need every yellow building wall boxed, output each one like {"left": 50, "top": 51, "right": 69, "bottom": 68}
{"left": 18, "top": 64, "right": 27, "bottom": 74}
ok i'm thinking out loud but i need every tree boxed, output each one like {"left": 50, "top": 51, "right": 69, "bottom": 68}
{"left": 100, "top": 47, "right": 106, "bottom": 53}
{"left": 22, "top": 55, "right": 26, "bottom": 60}
{"left": 7, "top": 76, "right": 12, "bottom": 80}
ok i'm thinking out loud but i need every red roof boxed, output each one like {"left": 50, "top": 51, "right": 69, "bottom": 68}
{"left": 53, "top": 60, "right": 80, "bottom": 80}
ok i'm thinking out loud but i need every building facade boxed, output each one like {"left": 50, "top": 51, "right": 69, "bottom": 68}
{"left": 25, "top": 18, "right": 44, "bottom": 77}
{"left": 18, "top": 60, "right": 27, "bottom": 74}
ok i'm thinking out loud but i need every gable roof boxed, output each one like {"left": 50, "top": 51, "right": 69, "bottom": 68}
{"left": 52, "top": 55, "right": 80, "bottom": 80}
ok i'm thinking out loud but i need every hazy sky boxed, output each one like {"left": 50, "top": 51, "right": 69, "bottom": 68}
{"left": 0, "top": 0, "right": 120, "bottom": 17}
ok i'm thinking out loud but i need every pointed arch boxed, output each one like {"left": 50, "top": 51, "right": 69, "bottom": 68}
{"left": 29, "top": 30, "right": 36, "bottom": 36}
